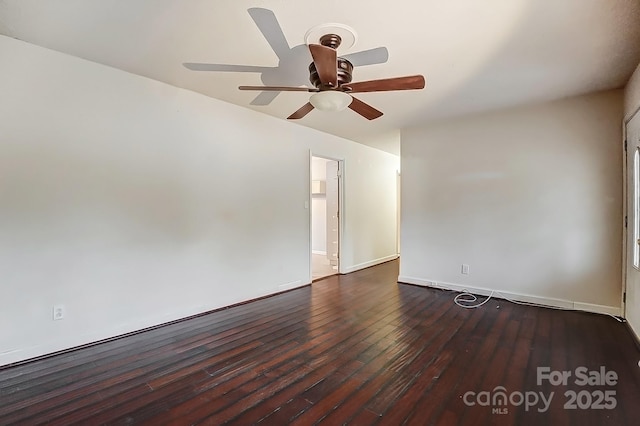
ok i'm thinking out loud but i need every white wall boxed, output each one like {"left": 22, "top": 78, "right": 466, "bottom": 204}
{"left": 400, "top": 90, "right": 623, "bottom": 315}
{"left": 311, "top": 157, "right": 328, "bottom": 253}
{"left": 0, "top": 36, "right": 399, "bottom": 366}
{"left": 311, "top": 197, "right": 327, "bottom": 253}
{"left": 625, "top": 62, "right": 640, "bottom": 340}
{"left": 355, "top": 129, "right": 401, "bottom": 156}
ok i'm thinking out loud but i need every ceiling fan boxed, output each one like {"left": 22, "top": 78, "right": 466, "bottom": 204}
{"left": 239, "top": 33, "right": 425, "bottom": 120}
{"left": 184, "top": 8, "right": 390, "bottom": 108}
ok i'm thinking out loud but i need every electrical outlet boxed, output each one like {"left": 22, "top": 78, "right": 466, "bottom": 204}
{"left": 461, "top": 264, "right": 470, "bottom": 275}
{"left": 53, "top": 305, "right": 65, "bottom": 320}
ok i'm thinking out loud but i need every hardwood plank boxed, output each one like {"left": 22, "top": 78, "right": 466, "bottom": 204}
{"left": 255, "top": 396, "right": 312, "bottom": 424}
{"left": 229, "top": 285, "right": 441, "bottom": 424}
{"left": 180, "top": 290, "right": 431, "bottom": 423}
{"left": 386, "top": 302, "right": 494, "bottom": 424}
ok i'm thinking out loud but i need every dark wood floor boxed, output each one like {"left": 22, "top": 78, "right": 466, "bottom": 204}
{"left": 1, "top": 260, "right": 639, "bottom": 425}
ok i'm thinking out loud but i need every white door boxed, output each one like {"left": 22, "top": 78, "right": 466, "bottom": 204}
{"left": 625, "top": 112, "right": 640, "bottom": 333}
{"left": 326, "top": 160, "right": 340, "bottom": 269}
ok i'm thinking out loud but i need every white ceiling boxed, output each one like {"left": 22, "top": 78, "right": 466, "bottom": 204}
{"left": 1, "top": 0, "right": 639, "bottom": 154}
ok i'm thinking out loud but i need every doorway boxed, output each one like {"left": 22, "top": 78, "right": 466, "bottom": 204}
{"left": 311, "top": 155, "right": 341, "bottom": 280}
{"left": 624, "top": 111, "right": 640, "bottom": 334}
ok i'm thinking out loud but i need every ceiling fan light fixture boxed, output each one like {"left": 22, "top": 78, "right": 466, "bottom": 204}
{"left": 309, "top": 91, "right": 352, "bottom": 112}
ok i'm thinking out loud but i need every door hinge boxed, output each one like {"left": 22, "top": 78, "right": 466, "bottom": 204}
{"left": 623, "top": 292, "right": 626, "bottom": 304}
{"left": 625, "top": 215, "right": 628, "bottom": 228}
{"left": 624, "top": 138, "right": 628, "bottom": 152}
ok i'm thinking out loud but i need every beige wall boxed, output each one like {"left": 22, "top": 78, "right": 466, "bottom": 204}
{"left": 400, "top": 90, "right": 623, "bottom": 314}
{"left": 0, "top": 36, "right": 399, "bottom": 366}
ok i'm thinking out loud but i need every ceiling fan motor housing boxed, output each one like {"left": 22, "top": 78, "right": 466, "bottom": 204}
{"left": 309, "top": 57, "right": 353, "bottom": 89}
{"left": 308, "top": 33, "right": 353, "bottom": 89}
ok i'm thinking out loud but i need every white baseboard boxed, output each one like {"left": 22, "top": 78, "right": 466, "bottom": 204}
{"left": 312, "top": 250, "right": 327, "bottom": 255}
{"left": 341, "top": 255, "right": 399, "bottom": 274}
{"left": 397, "top": 275, "right": 622, "bottom": 317}
{"left": 278, "top": 279, "right": 303, "bottom": 291}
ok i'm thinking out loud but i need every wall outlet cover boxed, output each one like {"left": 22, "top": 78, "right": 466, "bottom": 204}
{"left": 53, "top": 305, "right": 65, "bottom": 320}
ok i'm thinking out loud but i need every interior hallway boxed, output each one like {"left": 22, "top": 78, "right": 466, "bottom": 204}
{"left": 312, "top": 253, "right": 337, "bottom": 280}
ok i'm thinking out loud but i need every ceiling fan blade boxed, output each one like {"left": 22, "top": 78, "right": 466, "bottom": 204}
{"left": 247, "top": 8, "right": 290, "bottom": 60}
{"left": 348, "top": 96, "right": 383, "bottom": 120}
{"left": 288, "top": 103, "right": 315, "bottom": 120}
{"left": 345, "top": 75, "right": 425, "bottom": 93}
{"left": 341, "top": 47, "right": 389, "bottom": 67}
{"left": 309, "top": 44, "right": 338, "bottom": 87}
{"left": 239, "top": 85, "right": 319, "bottom": 92}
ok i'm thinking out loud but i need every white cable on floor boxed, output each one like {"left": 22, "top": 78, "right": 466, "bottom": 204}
{"left": 454, "top": 290, "right": 495, "bottom": 309}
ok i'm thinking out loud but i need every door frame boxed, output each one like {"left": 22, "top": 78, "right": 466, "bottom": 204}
{"left": 622, "top": 119, "right": 628, "bottom": 318}
{"left": 309, "top": 151, "right": 345, "bottom": 283}
{"left": 396, "top": 170, "right": 401, "bottom": 256}
{"left": 623, "top": 108, "right": 640, "bottom": 318}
